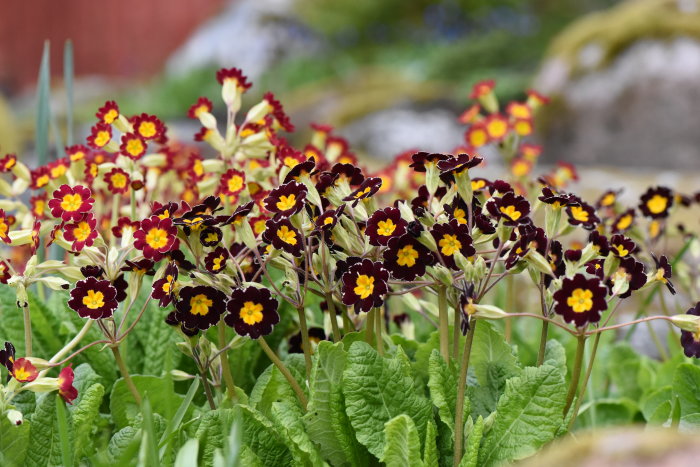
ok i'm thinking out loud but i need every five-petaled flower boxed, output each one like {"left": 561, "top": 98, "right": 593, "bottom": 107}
{"left": 639, "top": 186, "right": 673, "bottom": 219}
{"left": 134, "top": 216, "right": 179, "bottom": 261}
{"left": 383, "top": 234, "right": 435, "bottom": 280}
{"left": 175, "top": 285, "right": 228, "bottom": 331}
{"left": 486, "top": 192, "right": 531, "bottom": 226}
{"left": 104, "top": 168, "right": 131, "bottom": 194}
{"left": 553, "top": 274, "right": 608, "bottom": 327}
{"left": 205, "top": 247, "right": 230, "bottom": 274}
{"left": 365, "top": 207, "right": 407, "bottom": 246}
{"left": 680, "top": 302, "right": 700, "bottom": 358}
{"left": 341, "top": 259, "right": 390, "bottom": 313}
{"left": 263, "top": 217, "right": 303, "bottom": 256}
{"left": 63, "top": 213, "right": 98, "bottom": 251}
{"left": 430, "top": 220, "right": 476, "bottom": 270}
{"left": 225, "top": 286, "right": 280, "bottom": 338}
{"left": 152, "top": 263, "right": 178, "bottom": 307}
{"left": 264, "top": 181, "right": 307, "bottom": 218}
{"left": 48, "top": 185, "right": 94, "bottom": 221}
{"left": 68, "top": 276, "right": 119, "bottom": 319}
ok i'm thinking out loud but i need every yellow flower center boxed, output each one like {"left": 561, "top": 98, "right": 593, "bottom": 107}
{"left": 0, "top": 220, "right": 7, "bottom": 237}
{"left": 111, "top": 173, "right": 128, "bottom": 188}
{"left": 487, "top": 119, "right": 507, "bottom": 138}
{"left": 647, "top": 195, "right": 668, "bottom": 214}
{"left": 162, "top": 275, "right": 174, "bottom": 293}
{"left": 82, "top": 290, "right": 105, "bottom": 310}
{"left": 94, "top": 131, "right": 110, "bottom": 147}
{"left": 73, "top": 221, "right": 92, "bottom": 242}
{"left": 567, "top": 288, "right": 593, "bottom": 313}
{"left": 323, "top": 216, "right": 334, "bottom": 225}
{"left": 239, "top": 301, "right": 264, "bottom": 325}
{"left": 354, "top": 274, "right": 375, "bottom": 299}
{"left": 499, "top": 205, "right": 521, "bottom": 221}
{"left": 439, "top": 234, "right": 461, "bottom": 256}
{"left": 189, "top": 294, "right": 213, "bottom": 316}
{"left": 616, "top": 214, "right": 632, "bottom": 231}
{"left": 284, "top": 156, "right": 300, "bottom": 168}
{"left": 126, "top": 138, "right": 144, "bottom": 156}
{"left": 614, "top": 244, "right": 629, "bottom": 257}
{"left": 227, "top": 175, "right": 244, "bottom": 193}
{"left": 354, "top": 187, "right": 372, "bottom": 199}
{"left": 649, "top": 220, "right": 661, "bottom": 238}
{"left": 60, "top": 193, "right": 83, "bottom": 212}
{"left": 277, "top": 225, "right": 297, "bottom": 245}
{"left": 276, "top": 194, "right": 297, "bottom": 211}
{"left": 453, "top": 208, "right": 467, "bottom": 224}
{"left": 212, "top": 255, "right": 225, "bottom": 271}
{"left": 205, "top": 232, "right": 219, "bottom": 243}
{"left": 103, "top": 109, "right": 119, "bottom": 124}
{"left": 36, "top": 174, "right": 49, "bottom": 187}
{"left": 14, "top": 366, "right": 31, "bottom": 381}
{"left": 396, "top": 245, "right": 419, "bottom": 267}
{"left": 471, "top": 180, "right": 485, "bottom": 191}
{"left": 51, "top": 164, "right": 67, "bottom": 178}
{"left": 145, "top": 228, "right": 169, "bottom": 249}
{"left": 570, "top": 206, "right": 589, "bottom": 222}
{"left": 469, "top": 129, "right": 487, "bottom": 147}
{"left": 376, "top": 219, "right": 396, "bottom": 236}
{"left": 655, "top": 268, "right": 667, "bottom": 283}
{"left": 139, "top": 121, "right": 157, "bottom": 138}
{"left": 601, "top": 193, "right": 615, "bottom": 206}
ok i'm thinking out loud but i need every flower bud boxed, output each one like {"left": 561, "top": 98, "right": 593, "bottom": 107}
{"left": 6, "top": 409, "right": 23, "bottom": 426}
{"left": 170, "top": 370, "right": 195, "bottom": 381}
{"left": 670, "top": 314, "right": 700, "bottom": 333}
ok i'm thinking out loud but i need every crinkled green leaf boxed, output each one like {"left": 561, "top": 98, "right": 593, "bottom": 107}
{"left": 343, "top": 341, "right": 432, "bottom": 459}
{"left": 110, "top": 375, "right": 183, "bottom": 429}
{"left": 303, "top": 341, "right": 368, "bottom": 467}
{"left": 640, "top": 386, "right": 673, "bottom": 422}
{"left": 195, "top": 408, "right": 236, "bottom": 466}
{"left": 108, "top": 425, "right": 139, "bottom": 462}
{"left": 428, "top": 349, "right": 469, "bottom": 434}
{"left": 0, "top": 416, "right": 30, "bottom": 467}
{"left": 422, "top": 420, "right": 438, "bottom": 467}
{"left": 459, "top": 415, "right": 484, "bottom": 467}
{"left": 679, "top": 413, "right": 700, "bottom": 433}
{"left": 239, "top": 445, "right": 264, "bottom": 467}
{"left": 272, "top": 399, "right": 324, "bottom": 466}
{"left": 250, "top": 354, "right": 306, "bottom": 418}
{"left": 142, "top": 301, "right": 179, "bottom": 375}
{"left": 479, "top": 365, "right": 566, "bottom": 466}
{"left": 27, "top": 393, "right": 71, "bottom": 467}
{"left": 577, "top": 398, "right": 639, "bottom": 428}
{"left": 70, "top": 382, "right": 104, "bottom": 460}
{"left": 234, "top": 404, "right": 293, "bottom": 466}
{"left": 27, "top": 291, "right": 63, "bottom": 354}
{"left": 0, "top": 287, "right": 29, "bottom": 356}
{"left": 543, "top": 339, "right": 566, "bottom": 374}
{"left": 470, "top": 322, "right": 520, "bottom": 387}
{"left": 673, "top": 363, "right": 700, "bottom": 416}
{"left": 414, "top": 331, "right": 440, "bottom": 383}
{"left": 381, "top": 414, "right": 423, "bottom": 467}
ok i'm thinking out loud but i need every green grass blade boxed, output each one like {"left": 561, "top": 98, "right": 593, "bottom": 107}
{"left": 64, "top": 39, "right": 74, "bottom": 147}
{"left": 36, "top": 40, "right": 51, "bottom": 166}
{"left": 140, "top": 397, "right": 160, "bottom": 466}
{"left": 158, "top": 377, "right": 200, "bottom": 454}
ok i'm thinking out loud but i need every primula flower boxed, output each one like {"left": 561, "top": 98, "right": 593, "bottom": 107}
{"left": 104, "top": 168, "right": 130, "bottom": 194}
{"left": 283, "top": 157, "right": 316, "bottom": 184}
{"left": 263, "top": 92, "right": 294, "bottom": 132}
{"left": 538, "top": 187, "right": 578, "bottom": 209}
{"left": 331, "top": 163, "right": 364, "bottom": 186}
{"left": 314, "top": 205, "right": 344, "bottom": 234}
{"left": 204, "top": 247, "right": 229, "bottom": 274}
{"left": 66, "top": 144, "right": 89, "bottom": 162}
{"left": 566, "top": 201, "right": 600, "bottom": 230}
{"left": 0, "top": 261, "right": 11, "bottom": 284}
{"left": 464, "top": 123, "right": 489, "bottom": 148}
{"left": 288, "top": 327, "right": 327, "bottom": 353}
{"left": 506, "top": 101, "right": 532, "bottom": 120}
{"left": 651, "top": 253, "right": 675, "bottom": 295}
{"left": 588, "top": 231, "right": 610, "bottom": 256}
{"left": 200, "top": 226, "right": 223, "bottom": 247}
{"left": 263, "top": 217, "right": 303, "bottom": 256}
{"left": 0, "top": 153, "right": 17, "bottom": 172}
{"left": 223, "top": 201, "right": 255, "bottom": 227}
{"left": 553, "top": 274, "right": 608, "bottom": 327}
{"left": 175, "top": 285, "right": 228, "bottom": 331}
{"left": 0, "top": 209, "right": 11, "bottom": 244}
{"left": 48, "top": 185, "right": 94, "bottom": 221}
{"left": 31, "top": 167, "right": 51, "bottom": 189}
{"left": 152, "top": 201, "right": 179, "bottom": 220}
{"left": 264, "top": 181, "right": 307, "bottom": 218}
{"left": 484, "top": 114, "right": 509, "bottom": 141}
{"left": 111, "top": 216, "right": 139, "bottom": 239}
{"left": 0, "top": 341, "right": 16, "bottom": 378}
{"left": 120, "top": 133, "right": 148, "bottom": 160}
{"left": 383, "top": 234, "right": 435, "bottom": 280}
{"left": 365, "top": 207, "right": 406, "bottom": 246}
{"left": 187, "top": 97, "right": 213, "bottom": 119}
{"left": 151, "top": 263, "right": 178, "bottom": 307}
{"left": 409, "top": 152, "right": 449, "bottom": 173}
{"left": 430, "top": 220, "right": 476, "bottom": 270}
{"left": 469, "top": 79, "right": 495, "bottom": 99}
{"left": 30, "top": 220, "right": 41, "bottom": 256}
{"left": 680, "top": 302, "right": 700, "bottom": 358}
{"left": 225, "top": 287, "right": 279, "bottom": 338}
{"left": 30, "top": 195, "right": 47, "bottom": 220}
{"left": 612, "top": 209, "right": 635, "bottom": 233}
{"left": 609, "top": 257, "right": 647, "bottom": 299}
{"left": 131, "top": 113, "right": 166, "bottom": 141}
{"left": 343, "top": 177, "right": 382, "bottom": 205}
{"left": 639, "top": 186, "right": 673, "bottom": 218}
{"left": 48, "top": 158, "right": 70, "bottom": 179}
{"left": 96, "top": 100, "right": 120, "bottom": 124}
{"left": 134, "top": 216, "right": 179, "bottom": 261}
{"left": 486, "top": 192, "right": 531, "bottom": 226}
{"left": 219, "top": 169, "right": 246, "bottom": 196}
{"left": 10, "top": 358, "right": 38, "bottom": 383}
{"left": 341, "top": 259, "right": 390, "bottom": 313}
{"left": 68, "top": 276, "right": 119, "bottom": 319}
{"left": 121, "top": 259, "right": 156, "bottom": 276}
{"left": 58, "top": 366, "right": 78, "bottom": 404}
{"left": 63, "top": 214, "right": 98, "bottom": 251}
{"left": 87, "top": 123, "right": 112, "bottom": 149}
{"left": 609, "top": 234, "right": 636, "bottom": 258}
{"left": 216, "top": 68, "right": 252, "bottom": 90}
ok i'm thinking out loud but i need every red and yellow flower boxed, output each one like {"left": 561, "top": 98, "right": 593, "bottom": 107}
{"left": 104, "top": 168, "right": 131, "bottom": 194}
{"left": 62, "top": 214, "right": 98, "bottom": 251}
{"left": 48, "top": 184, "right": 94, "bottom": 221}
{"left": 187, "top": 97, "right": 213, "bottom": 119}
{"left": 134, "top": 216, "right": 179, "bottom": 261}
{"left": 131, "top": 113, "right": 166, "bottom": 141}
{"left": 96, "top": 100, "right": 120, "bottom": 124}
{"left": 219, "top": 169, "right": 246, "bottom": 197}
{"left": 58, "top": 366, "right": 78, "bottom": 404}
{"left": 87, "top": 123, "right": 112, "bottom": 149}
{"left": 0, "top": 209, "right": 11, "bottom": 244}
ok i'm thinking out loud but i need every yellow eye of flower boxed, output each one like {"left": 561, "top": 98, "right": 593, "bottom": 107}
{"left": 614, "top": 245, "right": 629, "bottom": 257}
{"left": 189, "top": 294, "right": 213, "bottom": 316}
{"left": 94, "top": 131, "right": 110, "bottom": 147}
{"left": 126, "top": 138, "right": 144, "bottom": 156}
{"left": 616, "top": 215, "right": 632, "bottom": 231}
{"left": 323, "top": 217, "right": 334, "bottom": 225}
{"left": 227, "top": 175, "right": 244, "bottom": 193}
{"left": 145, "top": 228, "right": 169, "bottom": 249}
{"left": 212, "top": 255, "right": 225, "bottom": 270}
{"left": 647, "top": 195, "right": 668, "bottom": 214}
{"left": 73, "top": 221, "right": 92, "bottom": 242}
{"left": 104, "top": 109, "right": 119, "bottom": 124}
{"left": 376, "top": 219, "right": 396, "bottom": 236}
{"left": 471, "top": 180, "right": 485, "bottom": 191}
{"left": 82, "top": 290, "right": 105, "bottom": 310}
{"left": 354, "top": 187, "right": 371, "bottom": 199}
{"left": 567, "top": 288, "right": 593, "bottom": 313}
{"left": 570, "top": 206, "right": 589, "bottom": 222}
{"left": 240, "top": 301, "right": 264, "bottom": 324}
{"left": 162, "top": 275, "right": 174, "bottom": 293}
{"left": 601, "top": 193, "right": 615, "bottom": 206}
{"left": 277, "top": 225, "right": 297, "bottom": 245}
{"left": 396, "top": 245, "right": 419, "bottom": 267}
{"left": 499, "top": 205, "right": 521, "bottom": 221}
{"left": 276, "top": 194, "right": 297, "bottom": 211}
{"left": 111, "top": 173, "right": 127, "bottom": 188}
{"left": 439, "top": 234, "right": 462, "bottom": 256}
{"left": 354, "top": 274, "right": 375, "bottom": 299}
{"left": 655, "top": 268, "right": 667, "bottom": 283}
{"left": 61, "top": 193, "right": 83, "bottom": 212}
{"left": 139, "top": 122, "right": 157, "bottom": 138}
{"left": 453, "top": 208, "right": 467, "bottom": 224}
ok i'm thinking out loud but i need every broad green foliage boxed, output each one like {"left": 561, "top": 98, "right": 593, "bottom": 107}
{"left": 381, "top": 414, "right": 423, "bottom": 467}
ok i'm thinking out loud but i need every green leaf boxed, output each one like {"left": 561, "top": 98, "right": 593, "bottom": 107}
{"left": 108, "top": 425, "right": 139, "bottom": 462}
{"left": 70, "top": 382, "right": 104, "bottom": 460}
{"left": 159, "top": 378, "right": 200, "bottom": 454}
{"left": 672, "top": 363, "right": 700, "bottom": 416}
{"left": 234, "top": 405, "right": 293, "bottom": 466}
{"left": 648, "top": 401, "right": 672, "bottom": 426}
{"left": 110, "top": 375, "right": 183, "bottom": 429}
{"left": 303, "top": 341, "right": 368, "bottom": 466}
{"left": 640, "top": 386, "right": 673, "bottom": 422}
{"left": 577, "top": 398, "right": 639, "bottom": 427}
{"left": 27, "top": 291, "right": 63, "bottom": 354}
{"left": 0, "top": 416, "right": 30, "bottom": 467}
{"left": 381, "top": 414, "right": 423, "bottom": 467}
{"left": 142, "top": 301, "right": 179, "bottom": 375}
{"left": 605, "top": 343, "right": 656, "bottom": 400}
{"left": 250, "top": 354, "right": 306, "bottom": 417}
{"left": 55, "top": 397, "right": 73, "bottom": 467}
{"left": 195, "top": 409, "right": 236, "bottom": 466}
{"left": 174, "top": 439, "right": 199, "bottom": 467}
{"left": 679, "top": 413, "right": 700, "bottom": 433}
{"left": 543, "top": 339, "right": 566, "bottom": 374}
{"left": 343, "top": 341, "right": 432, "bottom": 459}
{"left": 422, "top": 420, "right": 438, "bottom": 467}
{"left": 0, "top": 287, "right": 29, "bottom": 356}
{"left": 470, "top": 322, "right": 520, "bottom": 388}
{"left": 479, "top": 365, "right": 566, "bottom": 466}
{"left": 460, "top": 416, "right": 484, "bottom": 467}
{"left": 427, "top": 349, "right": 469, "bottom": 434}
{"left": 414, "top": 331, "right": 440, "bottom": 383}
{"left": 271, "top": 399, "right": 324, "bottom": 466}
{"left": 27, "top": 393, "right": 68, "bottom": 467}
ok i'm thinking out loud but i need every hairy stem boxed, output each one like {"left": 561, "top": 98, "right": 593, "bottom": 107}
{"left": 563, "top": 334, "right": 586, "bottom": 417}
{"left": 568, "top": 332, "right": 602, "bottom": 430}
{"left": 453, "top": 322, "right": 476, "bottom": 467}
{"left": 296, "top": 306, "right": 313, "bottom": 381}
{"left": 258, "top": 337, "right": 308, "bottom": 410}
{"left": 111, "top": 345, "right": 142, "bottom": 406}
{"left": 23, "top": 305, "right": 32, "bottom": 357}
{"left": 217, "top": 320, "right": 237, "bottom": 400}
{"left": 438, "top": 286, "right": 450, "bottom": 363}
{"left": 325, "top": 293, "right": 342, "bottom": 342}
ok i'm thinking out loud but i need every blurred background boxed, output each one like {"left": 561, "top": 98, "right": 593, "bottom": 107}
{"left": 1, "top": 0, "right": 699, "bottom": 186}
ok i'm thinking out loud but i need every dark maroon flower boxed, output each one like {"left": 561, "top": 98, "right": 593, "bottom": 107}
{"left": 486, "top": 192, "right": 531, "bottom": 226}
{"left": 585, "top": 259, "right": 605, "bottom": 279}
{"left": 264, "top": 181, "right": 307, "bottom": 218}
{"left": 225, "top": 287, "right": 280, "bottom": 338}
{"left": 200, "top": 227, "right": 223, "bottom": 247}
{"left": 151, "top": 201, "right": 179, "bottom": 219}
{"left": 284, "top": 157, "right": 316, "bottom": 184}
{"left": 566, "top": 201, "right": 600, "bottom": 230}
{"left": 383, "top": 234, "right": 435, "bottom": 280}
{"left": 341, "top": 259, "right": 390, "bottom": 313}
{"left": 0, "top": 341, "right": 16, "bottom": 377}
{"left": 639, "top": 186, "right": 673, "bottom": 219}
{"left": 343, "top": 177, "right": 382, "bottom": 205}
{"left": 152, "top": 263, "right": 178, "bottom": 307}
{"left": 134, "top": 216, "right": 179, "bottom": 261}
{"left": 437, "top": 153, "right": 482, "bottom": 175}
{"left": 596, "top": 189, "right": 621, "bottom": 209}
{"left": 553, "top": 274, "right": 608, "bottom": 327}
{"left": 48, "top": 184, "right": 94, "bottom": 221}
{"left": 588, "top": 231, "right": 610, "bottom": 256}
{"left": 458, "top": 284, "right": 478, "bottom": 335}
{"left": 680, "top": 302, "right": 700, "bottom": 358}
{"left": 121, "top": 259, "right": 156, "bottom": 276}
{"left": 365, "top": 207, "right": 407, "bottom": 246}
{"left": 223, "top": 201, "right": 255, "bottom": 227}
{"left": 651, "top": 253, "right": 675, "bottom": 295}
{"left": 263, "top": 217, "right": 303, "bottom": 256}
{"left": 331, "top": 163, "right": 364, "bottom": 186}
{"left": 538, "top": 186, "right": 578, "bottom": 208}
{"left": 175, "top": 285, "right": 228, "bottom": 331}
{"left": 204, "top": 247, "right": 229, "bottom": 274}
{"left": 408, "top": 152, "right": 449, "bottom": 172}
{"left": 612, "top": 209, "right": 635, "bottom": 233}
{"left": 288, "top": 327, "right": 326, "bottom": 353}
{"left": 609, "top": 234, "right": 636, "bottom": 258}
{"left": 609, "top": 257, "right": 647, "bottom": 299}
{"left": 80, "top": 265, "right": 104, "bottom": 278}
{"left": 430, "top": 220, "right": 476, "bottom": 270}
{"left": 314, "top": 205, "right": 345, "bottom": 234}
{"left": 68, "top": 277, "right": 119, "bottom": 319}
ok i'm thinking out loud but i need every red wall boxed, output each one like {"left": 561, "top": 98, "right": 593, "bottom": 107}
{"left": 0, "top": 0, "right": 227, "bottom": 93}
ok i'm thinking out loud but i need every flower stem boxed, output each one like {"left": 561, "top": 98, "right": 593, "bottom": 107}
{"left": 438, "top": 286, "right": 450, "bottom": 363}
{"left": 23, "top": 305, "right": 32, "bottom": 357}
{"left": 375, "top": 308, "right": 384, "bottom": 356}
{"left": 453, "top": 321, "right": 476, "bottom": 467}
{"left": 111, "top": 345, "right": 142, "bottom": 406}
{"left": 217, "top": 320, "right": 236, "bottom": 401}
{"left": 568, "top": 332, "right": 601, "bottom": 430}
{"left": 258, "top": 337, "right": 308, "bottom": 410}
{"left": 365, "top": 308, "right": 375, "bottom": 346}
{"left": 452, "top": 299, "right": 460, "bottom": 359}
{"left": 536, "top": 321, "right": 549, "bottom": 366}
{"left": 325, "top": 293, "right": 342, "bottom": 342}
{"left": 296, "top": 306, "right": 312, "bottom": 381}
{"left": 563, "top": 333, "right": 586, "bottom": 417}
